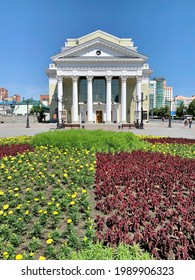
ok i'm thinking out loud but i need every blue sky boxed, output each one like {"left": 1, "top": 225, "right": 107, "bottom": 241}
{"left": 0, "top": 0, "right": 195, "bottom": 99}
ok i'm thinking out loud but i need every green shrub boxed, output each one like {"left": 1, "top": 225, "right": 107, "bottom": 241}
{"left": 69, "top": 243, "right": 152, "bottom": 260}
{"left": 30, "top": 130, "right": 150, "bottom": 152}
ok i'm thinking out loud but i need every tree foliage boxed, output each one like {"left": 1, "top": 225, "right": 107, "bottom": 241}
{"left": 187, "top": 99, "right": 195, "bottom": 117}
{"left": 30, "top": 105, "right": 45, "bottom": 122}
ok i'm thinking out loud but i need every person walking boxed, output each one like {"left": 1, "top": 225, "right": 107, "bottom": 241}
{"left": 189, "top": 119, "right": 192, "bottom": 129}
{"left": 184, "top": 119, "right": 188, "bottom": 128}
{"left": 162, "top": 117, "right": 165, "bottom": 125}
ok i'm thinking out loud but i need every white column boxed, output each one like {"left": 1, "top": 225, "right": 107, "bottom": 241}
{"left": 136, "top": 75, "right": 142, "bottom": 120}
{"left": 57, "top": 76, "right": 63, "bottom": 124}
{"left": 87, "top": 76, "right": 93, "bottom": 123}
{"left": 121, "top": 76, "right": 127, "bottom": 123}
{"left": 72, "top": 76, "right": 79, "bottom": 123}
{"left": 106, "top": 76, "right": 112, "bottom": 122}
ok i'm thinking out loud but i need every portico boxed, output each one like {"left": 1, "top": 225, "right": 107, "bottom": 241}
{"left": 46, "top": 30, "right": 152, "bottom": 124}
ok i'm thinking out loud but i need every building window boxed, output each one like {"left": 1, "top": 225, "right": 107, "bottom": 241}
{"left": 93, "top": 78, "right": 106, "bottom": 103}
{"left": 112, "top": 77, "right": 119, "bottom": 102}
{"left": 79, "top": 77, "right": 87, "bottom": 102}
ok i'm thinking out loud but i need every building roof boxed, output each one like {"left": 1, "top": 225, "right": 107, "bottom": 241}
{"left": 14, "top": 100, "right": 50, "bottom": 109}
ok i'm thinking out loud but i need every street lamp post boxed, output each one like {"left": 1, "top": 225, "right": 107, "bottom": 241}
{"left": 166, "top": 98, "right": 172, "bottom": 128}
{"left": 140, "top": 92, "right": 148, "bottom": 129}
{"left": 133, "top": 93, "right": 147, "bottom": 129}
{"left": 23, "top": 98, "right": 32, "bottom": 128}
{"left": 52, "top": 95, "right": 62, "bottom": 129}
{"left": 133, "top": 95, "right": 140, "bottom": 128}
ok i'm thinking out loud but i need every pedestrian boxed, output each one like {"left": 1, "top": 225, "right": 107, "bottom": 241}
{"left": 162, "top": 117, "right": 165, "bottom": 125}
{"left": 189, "top": 119, "right": 192, "bottom": 129}
{"left": 184, "top": 119, "right": 188, "bottom": 128}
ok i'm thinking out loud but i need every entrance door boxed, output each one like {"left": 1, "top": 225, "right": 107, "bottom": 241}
{"left": 96, "top": 110, "right": 103, "bottom": 123}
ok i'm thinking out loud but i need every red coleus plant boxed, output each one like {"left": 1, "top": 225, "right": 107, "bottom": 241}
{"left": 143, "top": 137, "right": 195, "bottom": 144}
{"left": 0, "top": 143, "right": 34, "bottom": 159}
{"left": 94, "top": 151, "right": 195, "bottom": 260}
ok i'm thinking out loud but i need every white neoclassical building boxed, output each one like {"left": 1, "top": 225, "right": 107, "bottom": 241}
{"left": 46, "top": 30, "right": 152, "bottom": 124}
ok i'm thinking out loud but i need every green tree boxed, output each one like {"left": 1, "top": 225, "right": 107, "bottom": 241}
{"left": 30, "top": 105, "right": 45, "bottom": 122}
{"left": 176, "top": 102, "right": 184, "bottom": 118}
{"left": 158, "top": 106, "right": 170, "bottom": 118}
{"left": 187, "top": 99, "right": 195, "bottom": 117}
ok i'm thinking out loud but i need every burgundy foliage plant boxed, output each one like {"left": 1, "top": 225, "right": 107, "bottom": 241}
{"left": 94, "top": 151, "right": 195, "bottom": 260}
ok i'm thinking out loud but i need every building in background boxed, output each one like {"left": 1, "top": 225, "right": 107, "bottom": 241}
{"left": 149, "top": 77, "right": 173, "bottom": 110}
{"left": 0, "top": 89, "right": 21, "bottom": 115}
{"left": 12, "top": 99, "right": 50, "bottom": 121}
{"left": 40, "top": 95, "right": 49, "bottom": 106}
{"left": 0, "top": 88, "right": 8, "bottom": 99}
{"left": 46, "top": 30, "right": 152, "bottom": 124}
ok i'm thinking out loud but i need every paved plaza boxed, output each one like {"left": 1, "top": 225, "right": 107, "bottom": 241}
{"left": 0, "top": 119, "right": 194, "bottom": 139}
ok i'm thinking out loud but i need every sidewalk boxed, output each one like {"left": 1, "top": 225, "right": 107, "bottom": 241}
{"left": 0, "top": 121, "right": 194, "bottom": 139}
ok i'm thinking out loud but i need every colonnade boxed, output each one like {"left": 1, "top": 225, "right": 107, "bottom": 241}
{"left": 56, "top": 75, "right": 142, "bottom": 123}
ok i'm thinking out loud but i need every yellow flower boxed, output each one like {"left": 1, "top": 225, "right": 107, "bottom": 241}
{"left": 0, "top": 190, "right": 4, "bottom": 195}
{"left": 15, "top": 254, "right": 23, "bottom": 260}
{"left": 25, "top": 210, "right": 29, "bottom": 215}
{"left": 63, "top": 173, "right": 68, "bottom": 178}
{"left": 29, "top": 252, "right": 34, "bottom": 257}
{"left": 0, "top": 210, "right": 4, "bottom": 215}
{"left": 7, "top": 176, "right": 12, "bottom": 180}
{"left": 83, "top": 236, "right": 87, "bottom": 242}
{"left": 8, "top": 210, "right": 13, "bottom": 215}
{"left": 46, "top": 238, "right": 53, "bottom": 245}
{"left": 3, "top": 204, "right": 9, "bottom": 210}
{"left": 82, "top": 189, "right": 87, "bottom": 193}
{"left": 39, "top": 256, "right": 46, "bottom": 260}
{"left": 3, "top": 252, "right": 9, "bottom": 259}
{"left": 53, "top": 211, "right": 58, "bottom": 215}
{"left": 71, "top": 194, "right": 76, "bottom": 199}
{"left": 67, "top": 218, "right": 72, "bottom": 224}
{"left": 70, "top": 201, "right": 75, "bottom": 205}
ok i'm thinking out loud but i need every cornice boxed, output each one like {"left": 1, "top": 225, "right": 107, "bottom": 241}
{"left": 56, "top": 57, "right": 144, "bottom": 65}
{"left": 57, "top": 66, "right": 142, "bottom": 71}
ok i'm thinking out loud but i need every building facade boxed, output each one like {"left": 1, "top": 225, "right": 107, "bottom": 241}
{"left": 149, "top": 78, "right": 173, "bottom": 110}
{"left": 46, "top": 30, "right": 152, "bottom": 124}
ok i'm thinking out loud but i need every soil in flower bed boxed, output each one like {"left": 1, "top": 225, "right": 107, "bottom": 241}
{"left": 93, "top": 151, "right": 195, "bottom": 260}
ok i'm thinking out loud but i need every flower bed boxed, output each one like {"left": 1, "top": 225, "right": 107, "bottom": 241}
{"left": 144, "top": 137, "right": 195, "bottom": 145}
{"left": 94, "top": 151, "right": 195, "bottom": 260}
{"left": 0, "top": 134, "right": 194, "bottom": 260}
{"left": 0, "top": 145, "right": 96, "bottom": 260}
{"left": 0, "top": 143, "right": 34, "bottom": 159}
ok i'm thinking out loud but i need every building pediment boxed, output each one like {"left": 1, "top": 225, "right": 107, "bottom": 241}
{"left": 51, "top": 37, "right": 147, "bottom": 62}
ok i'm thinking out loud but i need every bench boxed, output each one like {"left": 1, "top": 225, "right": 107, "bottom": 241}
{"left": 121, "top": 123, "right": 136, "bottom": 129}
{"left": 62, "top": 123, "right": 81, "bottom": 129}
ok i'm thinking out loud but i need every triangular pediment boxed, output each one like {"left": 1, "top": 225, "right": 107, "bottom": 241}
{"left": 51, "top": 37, "right": 147, "bottom": 61}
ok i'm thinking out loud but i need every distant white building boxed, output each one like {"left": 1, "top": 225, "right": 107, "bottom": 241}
{"left": 12, "top": 100, "right": 50, "bottom": 121}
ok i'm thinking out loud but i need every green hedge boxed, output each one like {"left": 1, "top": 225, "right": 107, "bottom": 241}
{"left": 30, "top": 130, "right": 150, "bottom": 152}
